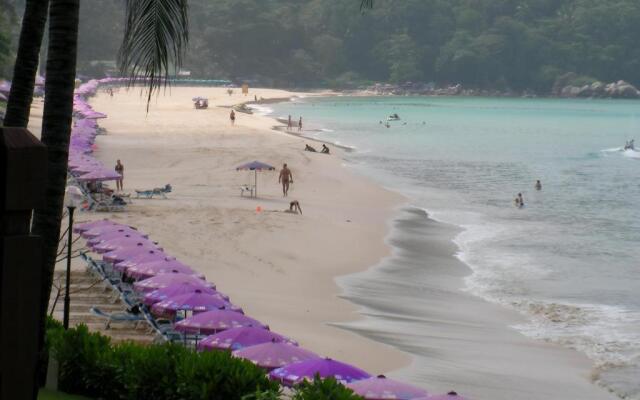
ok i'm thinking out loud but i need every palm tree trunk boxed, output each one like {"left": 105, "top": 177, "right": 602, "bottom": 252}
{"left": 31, "top": 0, "right": 79, "bottom": 387}
{"left": 3, "top": 0, "right": 49, "bottom": 127}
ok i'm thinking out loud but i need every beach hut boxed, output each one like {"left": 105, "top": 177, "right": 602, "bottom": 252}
{"left": 235, "top": 161, "right": 275, "bottom": 197}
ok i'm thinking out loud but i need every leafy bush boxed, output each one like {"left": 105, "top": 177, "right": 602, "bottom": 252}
{"left": 292, "top": 375, "right": 364, "bottom": 400}
{"left": 175, "top": 349, "right": 278, "bottom": 400}
{"left": 47, "top": 323, "right": 279, "bottom": 400}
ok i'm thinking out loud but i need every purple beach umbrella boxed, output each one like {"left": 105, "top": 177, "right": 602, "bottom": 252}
{"left": 174, "top": 309, "right": 264, "bottom": 335}
{"left": 143, "top": 282, "right": 226, "bottom": 306}
{"left": 103, "top": 246, "right": 164, "bottom": 264}
{"left": 133, "top": 272, "right": 214, "bottom": 293}
{"left": 235, "top": 160, "right": 275, "bottom": 197}
{"left": 81, "top": 223, "right": 137, "bottom": 238}
{"left": 233, "top": 342, "right": 318, "bottom": 371}
{"left": 93, "top": 238, "right": 158, "bottom": 254}
{"left": 87, "top": 230, "right": 148, "bottom": 246}
{"left": 126, "top": 259, "right": 199, "bottom": 280}
{"left": 114, "top": 253, "right": 175, "bottom": 273}
{"left": 197, "top": 327, "right": 297, "bottom": 352}
{"left": 346, "top": 375, "right": 429, "bottom": 400}
{"left": 269, "top": 357, "right": 371, "bottom": 386}
{"left": 150, "top": 290, "right": 238, "bottom": 317}
{"left": 73, "top": 219, "right": 121, "bottom": 233}
{"left": 76, "top": 169, "right": 121, "bottom": 182}
{"left": 424, "top": 392, "right": 469, "bottom": 400}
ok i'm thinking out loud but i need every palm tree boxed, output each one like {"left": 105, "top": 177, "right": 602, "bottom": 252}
{"left": 26, "top": 0, "right": 189, "bottom": 392}
{"left": 31, "top": 0, "right": 80, "bottom": 360}
{"left": 3, "top": 0, "right": 50, "bottom": 127}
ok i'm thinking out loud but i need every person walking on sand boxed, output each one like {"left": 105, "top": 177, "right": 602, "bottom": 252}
{"left": 115, "top": 159, "right": 124, "bottom": 191}
{"left": 278, "top": 163, "right": 293, "bottom": 197}
{"left": 287, "top": 115, "right": 293, "bottom": 130}
{"left": 230, "top": 109, "right": 236, "bottom": 125}
{"left": 298, "top": 116, "right": 303, "bottom": 132}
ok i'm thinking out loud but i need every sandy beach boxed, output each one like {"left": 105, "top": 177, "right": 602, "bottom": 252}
{"left": 31, "top": 86, "right": 622, "bottom": 400}
{"left": 71, "top": 86, "right": 410, "bottom": 374}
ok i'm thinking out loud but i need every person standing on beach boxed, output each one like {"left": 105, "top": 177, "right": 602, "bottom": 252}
{"left": 115, "top": 159, "right": 124, "bottom": 191}
{"left": 287, "top": 115, "right": 293, "bottom": 130}
{"left": 298, "top": 116, "right": 303, "bottom": 132}
{"left": 279, "top": 163, "right": 293, "bottom": 197}
{"left": 230, "top": 109, "right": 236, "bottom": 125}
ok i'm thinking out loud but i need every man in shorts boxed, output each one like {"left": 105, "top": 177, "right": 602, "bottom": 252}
{"left": 278, "top": 163, "right": 293, "bottom": 197}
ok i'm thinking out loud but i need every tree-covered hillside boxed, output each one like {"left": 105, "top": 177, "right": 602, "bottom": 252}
{"left": 4, "top": 0, "right": 640, "bottom": 93}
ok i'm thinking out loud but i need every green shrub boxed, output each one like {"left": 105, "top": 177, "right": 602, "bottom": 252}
{"left": 175, "top": 349, "right": 278, "bottom": 400}
{"left": 292, "top": 375, "right": 364, "bottom": 400}
{"left": 46, "top": 323, "right": 280, "bottom": 400}
{"left": 49, "top": 324, "right": 121, "bottom": 399}
{"left": 114, "top": 342, "right": 187, "bottom": 400}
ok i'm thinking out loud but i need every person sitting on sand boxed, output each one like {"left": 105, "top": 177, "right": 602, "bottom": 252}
{"left": 305, "top": 144, "right": 317, "bottom": 152}
{"left": 278, "top": 163, "right": 293, "bottom": 197}
{"left": 535, "top": 180, "right": 542, "bottom": 190}
{"left": 321, "top": 144, "right": 330, "bottom": 154}
{"left": 285, "top": 200, "right": 302, "bottom": 215}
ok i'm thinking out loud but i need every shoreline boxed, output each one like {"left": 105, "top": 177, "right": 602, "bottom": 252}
{"left": 260, "top": 97, "right": 623, "bottom": 399}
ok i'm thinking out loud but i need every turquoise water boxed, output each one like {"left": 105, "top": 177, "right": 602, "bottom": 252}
{"left": 267, "top": 97, "right": 640, "bottom": 398}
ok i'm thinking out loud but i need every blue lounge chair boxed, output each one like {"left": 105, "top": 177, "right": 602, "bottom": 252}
{"left": 90, "top": 307, "right": 145, "bottom": 329}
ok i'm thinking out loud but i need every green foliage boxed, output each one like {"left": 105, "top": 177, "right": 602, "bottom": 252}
{"left": 71, "top": 0, "right": 640, "bottom": 92}
{"left": 0, "top": 1, "right": 16, "bottom": 78}
{"left": 38, "top": 388, "right": 92, "bottom": 400}
{"left": 46, "top": 323, "right": 279, "bottom": 400}
{"left": 292, "top": 375, "right": 364, "bottom": 400}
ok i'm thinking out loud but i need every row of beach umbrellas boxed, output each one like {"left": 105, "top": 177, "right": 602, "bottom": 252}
{"left": 67, "top": 79, "right": 123, "bottom": 183}
{"left": 74, "top": 218, "right": 466, "bottom": 399}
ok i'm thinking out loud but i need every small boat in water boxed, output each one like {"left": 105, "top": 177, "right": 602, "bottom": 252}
{"left": 623, "top": 139, "right": 635, "bottom": 150}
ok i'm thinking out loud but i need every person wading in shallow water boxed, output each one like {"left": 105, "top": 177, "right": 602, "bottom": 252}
{"left": 535, "top": 180, "right": 542, "bottom": 190}
{"left": 278, "top": 163, "right": 293, "bottom": 197}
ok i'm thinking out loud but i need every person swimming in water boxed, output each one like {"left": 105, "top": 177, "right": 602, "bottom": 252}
{"left": 517, "top": 193, "right": 524, "bottom": 208}
{"left": 535, "top": 180, "right": 542, "bottom": 190}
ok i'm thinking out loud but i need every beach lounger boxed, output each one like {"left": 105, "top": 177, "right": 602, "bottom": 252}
{"left": 240, "top": 185, "right": 255, "bottom": 197}
{"left": 135, "top": 184, "right": 172, "bottom": 199}
{"left": 87, "top": 192, "right": 127, "bottom": 212}
{"left": 90, "top": 307, "right": 145, "bottom": 329}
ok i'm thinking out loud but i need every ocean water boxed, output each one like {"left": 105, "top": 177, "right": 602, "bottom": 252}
{"left": 268, "top": 96, "right": 640, "bottom": 398}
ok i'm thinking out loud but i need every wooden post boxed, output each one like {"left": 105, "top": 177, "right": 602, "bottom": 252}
{"left": 0, "top": 127, "right": 47, "bottom": 400}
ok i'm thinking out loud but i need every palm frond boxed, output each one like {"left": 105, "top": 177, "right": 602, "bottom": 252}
{"left": 118, "top": 0, "right": 189, "bottom": 111}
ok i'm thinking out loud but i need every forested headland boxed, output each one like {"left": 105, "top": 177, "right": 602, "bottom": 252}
{"left": 2, "top": 0, "right": 640, "bottom": 95}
